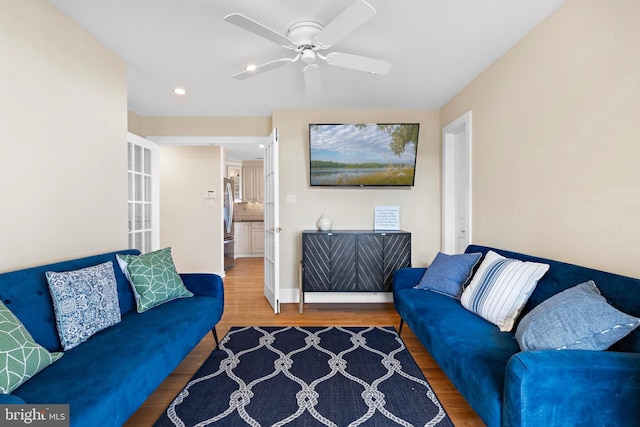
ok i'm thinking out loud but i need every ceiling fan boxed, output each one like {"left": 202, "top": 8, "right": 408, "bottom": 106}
{"left": 224, "top": 0, "right": 392, "bottom": 95}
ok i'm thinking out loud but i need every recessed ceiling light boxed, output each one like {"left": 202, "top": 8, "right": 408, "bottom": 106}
{"left": 174, "top": 87, "right": 187, "bottom": 95}
{"left": 246, "top": 64, "right": 257, "bottom": 72}
{"left": 258, "top": 144, "right": 265, "bottom": 148}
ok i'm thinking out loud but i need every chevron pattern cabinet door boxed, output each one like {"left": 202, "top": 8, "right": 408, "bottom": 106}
{"left": 383, "top": 233, "right": 412, "bottom": 291}
{"left": 356, "top": 234, "right": 384, "bottom": 291}
{"left": 302, "top": 234, "right": 330, "bottom": 291}
{"left": 329, "top": 234, "right": 357, "bottom": 291}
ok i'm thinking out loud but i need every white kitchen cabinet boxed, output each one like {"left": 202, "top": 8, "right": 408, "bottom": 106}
{"left": 242, "top": 165, "right": 264, "bottom": 202}
{"left": 251, "top": 222, "right": 264, "bottom": 253}
{"left": 235, "top": 221, "right": 264, "bottom": 257}
{"left": 235, "top": 222, "right": 252, "bottom": 257}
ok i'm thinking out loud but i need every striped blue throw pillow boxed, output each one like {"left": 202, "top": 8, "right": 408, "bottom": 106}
{"left": 461, "top": 250, "right": 550, "bottom": 332}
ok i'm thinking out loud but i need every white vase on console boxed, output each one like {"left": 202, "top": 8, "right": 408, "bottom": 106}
{"left": 316, "top": 214, "right": 332, "bottom": 231}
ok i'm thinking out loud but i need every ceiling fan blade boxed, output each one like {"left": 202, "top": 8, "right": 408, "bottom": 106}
{"left": 314, "top": 0, "right": 376, "bottom": 49}
{"left": 325, "top": 52, "right": 392, "bottom": 75}
{"left": 232, "top": 57, "right": 294, "bottom": 80}
{"left": 224, "top": 13, "right": 296, "bottom": 49}
{"left": 303, "top": 64, "right": 322, "bottom": 96}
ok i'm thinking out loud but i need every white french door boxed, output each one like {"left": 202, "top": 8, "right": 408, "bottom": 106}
{"left": 442, "top": 111, "right": 472, "bottom": 254}
{"left": 263, "top": 129, "right": 280, "bottom": 313}
{"left": 127, "top": 132, "right": 159, "bottom": 253}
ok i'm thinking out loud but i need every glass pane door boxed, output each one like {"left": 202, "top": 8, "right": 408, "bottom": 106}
{"left": 127, "top": 132, "right": 159, "bottom": 253}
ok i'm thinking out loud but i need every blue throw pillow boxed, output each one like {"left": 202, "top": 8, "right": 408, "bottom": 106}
{"left": 414, "top": 252, "right": 482, "bottom": 299}
{"left": 515, "top": 281, "right": 640, "bottom": 351}
{"left": 46, "top": 261, "right": 122, "bottom": 350}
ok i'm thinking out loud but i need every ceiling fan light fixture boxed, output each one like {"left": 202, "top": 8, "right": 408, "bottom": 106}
{"left": 301, "top": 49, "right": 316, "bottom": 64}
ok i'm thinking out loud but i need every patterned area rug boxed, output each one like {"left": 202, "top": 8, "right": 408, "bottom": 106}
{"left": 154, "top": 326, "right": 453, "bottom": 427}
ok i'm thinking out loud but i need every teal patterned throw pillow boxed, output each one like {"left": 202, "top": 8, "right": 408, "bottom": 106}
{"left": 46, "top": 261, "right": 122, "bottom": 350}
{"left": 116, "top": 247, "right": 193, "bottom": 313}
{"left": 0, "top": 301, "right": 63, "bottom": 394}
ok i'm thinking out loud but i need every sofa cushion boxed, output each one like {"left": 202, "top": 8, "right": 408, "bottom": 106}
{"left": 0, "top": 301, "right": 62, "bottom": 394}
{"left": 117, "top": 248, "right": 193, "bottom": 313}
{"left": 0, "top": 250, "right": 139, "bottom": 353}
{"left": 461, "top": 250, "right": 549, "bottom": 332}
{"left": 10, "top": 295, "right": 221, "bottom": 426}
{"left": 415, "top": 252, "right": 481, "bottom": 298}
{"left": 394, "top": 287, "right": 518, "bottom": 427}
{"left": 45, "top": 261, "right": 122, "bottom": 350}
{"left": 515, "top": 281, "right": 640, "bottom": 351}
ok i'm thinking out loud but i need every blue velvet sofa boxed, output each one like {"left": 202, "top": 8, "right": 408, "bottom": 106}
{"left": 0, "top": 249, "right": 224, "bottom": 427}
{"left": 393, "top": 245, "right": 640, "bottom": 427}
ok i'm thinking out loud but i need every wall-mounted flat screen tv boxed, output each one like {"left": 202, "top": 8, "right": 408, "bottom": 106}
{"left": 309, "top": 123, "right": 419, "bottom": 187}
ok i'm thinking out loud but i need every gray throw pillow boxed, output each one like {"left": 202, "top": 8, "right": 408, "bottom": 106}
{"left": 515, "top": 280, "right": 640, "bottom": 351}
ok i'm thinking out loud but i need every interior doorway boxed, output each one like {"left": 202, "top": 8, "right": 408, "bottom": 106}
{"left": 442, "top": 111, "right": 472, "bottom": 254}
{"left": 148, "top": 135, "right": 268, "bottom": 276}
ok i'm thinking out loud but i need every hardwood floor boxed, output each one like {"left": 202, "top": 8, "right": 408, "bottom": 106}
{"left": 124, "top": 257, "right": 485, "bottom": 426}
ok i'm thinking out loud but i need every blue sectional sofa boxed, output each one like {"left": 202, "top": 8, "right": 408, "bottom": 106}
{"left": 0, "top": 249, "right": 224, "bottom": 427}
{"left": 393, "top": 245, "right": 640, "bottom": 427}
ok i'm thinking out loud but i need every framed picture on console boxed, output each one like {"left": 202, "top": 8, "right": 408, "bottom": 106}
{"left": 374, "top": 205, "right": 400, "bottom": 230}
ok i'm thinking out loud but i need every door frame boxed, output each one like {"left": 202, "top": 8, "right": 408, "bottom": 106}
{"left": 442, "top": 111, "right": 473, "bottom": 254}
{"left": 148, "top": 135, "right": 268, "bottom": 276}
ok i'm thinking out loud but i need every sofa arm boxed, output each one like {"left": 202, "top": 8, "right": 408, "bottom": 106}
{"left": 0, "top": 394, "right": 26, "bottom": 404}
{"left": 392, "top": 267, "right": 426, "bottom": 292}
{"left": 180, "top": 273, "right": 224, "bottom": 300}
{"left": 503, "top": 350, "right": 640, "bottom": 427}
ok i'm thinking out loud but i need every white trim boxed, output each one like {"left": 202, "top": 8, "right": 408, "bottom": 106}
{"left": 278, "top": 288, "right": 393, "bottom": 304}
{"left": 442, "top": 111, "right": 473, "bottom": 254}
{"left": 303, "top": 292, "right": 393, "bottom": 304}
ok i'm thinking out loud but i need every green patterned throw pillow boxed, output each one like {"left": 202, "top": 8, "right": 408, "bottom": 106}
{"left": 116, "top": 247, "right": 193, "bottom": 313}
{"left": 0, "top": 301, "right": 63, "bottom": 394}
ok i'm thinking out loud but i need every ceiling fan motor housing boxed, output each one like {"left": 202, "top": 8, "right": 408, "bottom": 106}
{"left": 287, "top": 21, "right": 324, "bottom": 47}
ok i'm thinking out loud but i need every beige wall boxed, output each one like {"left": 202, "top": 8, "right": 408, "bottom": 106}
{"left": 440, "top": 0, "right": 640, "bottom": 277}
{"left": 273, "top": 109, "right": 441, "bottom": 292}
{"left": 135, "top": 110, "right": 440, "bottom": 293}
{"left": 133, "top": 116, "right": 272, "bottom": 137}
{"left": 128, "top": 111, "right": 144, "bottom": 136}
{"left": 0, "top": 0, "right": 127, "bottom": 272}
{"left": 159, "top": 145, "right": 224, "bottom": 273}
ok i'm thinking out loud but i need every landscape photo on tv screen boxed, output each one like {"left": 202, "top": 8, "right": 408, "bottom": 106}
{"left": 309, "top": 123, "right": 419, "bottom": 186}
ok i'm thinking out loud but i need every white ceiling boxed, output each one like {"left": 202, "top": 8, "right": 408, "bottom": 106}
{"left": 49, "top": 0, "right": 565, "bottom": 119}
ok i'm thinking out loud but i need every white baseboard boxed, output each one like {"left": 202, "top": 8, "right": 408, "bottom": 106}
{"left": 278, "top": 288, "right": 393, "bottom": 304}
